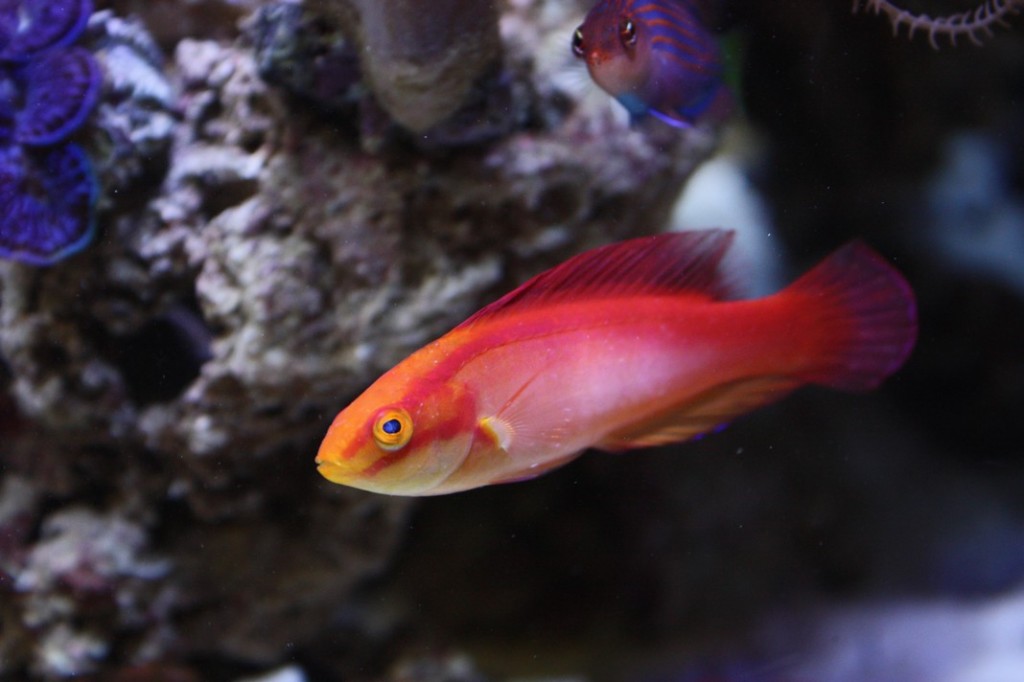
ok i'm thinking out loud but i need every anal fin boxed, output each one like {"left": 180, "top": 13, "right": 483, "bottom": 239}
{"left": 596, "top": 375, "right": 798, "bottom": 451}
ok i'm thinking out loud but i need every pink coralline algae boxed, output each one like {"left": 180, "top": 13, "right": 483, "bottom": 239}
{"left": 0, "top": 0, "right": 101, "bottom": 265}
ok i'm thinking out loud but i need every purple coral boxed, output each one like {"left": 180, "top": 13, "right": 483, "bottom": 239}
{"left": 0, "top": 144, "right": 96, "bottom": 264}
{"left": 5, "top": 46, "right": 102, "bottom": 145}
{"left": 0, "top": 0, "right": 100, "bottom": 266}
{"left": 0, "top": 0, "right": 93, "bottom": 60}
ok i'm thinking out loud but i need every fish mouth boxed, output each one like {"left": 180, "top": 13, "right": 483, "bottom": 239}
{"left": 316, "top": 457, "right": 413, "bottom": 496}
{"left": 316, "top": 459, "right": 357, "bottom": 485}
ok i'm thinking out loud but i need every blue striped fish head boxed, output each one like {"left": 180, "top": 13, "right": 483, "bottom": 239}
{"left": 572, "top": 0, "right": 654, "bottom": 107}
{"left": 573, "top": 0, "right": 728, "bottom": 127}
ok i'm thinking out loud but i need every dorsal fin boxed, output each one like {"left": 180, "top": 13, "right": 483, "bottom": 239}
{"left": 457, "top": 229, "right": 737, "bottom": 330}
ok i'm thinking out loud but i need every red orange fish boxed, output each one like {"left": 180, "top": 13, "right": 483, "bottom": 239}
{"left": 316, "top": 230, "right": 916, "bottom": 495}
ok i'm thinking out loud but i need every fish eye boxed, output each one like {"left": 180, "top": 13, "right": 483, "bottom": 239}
{"left": 619, "top": 18, "right": 637, "bottom": 48}
{"left": 372, "top": 408, "right": 413, "bottom": 451}
{"left": 571, "top": 27, "right": 585, "bottom": 58}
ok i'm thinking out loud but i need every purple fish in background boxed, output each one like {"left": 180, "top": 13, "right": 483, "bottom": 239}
{"left": 572, "top": 0, "right": 732, "bottom": 128}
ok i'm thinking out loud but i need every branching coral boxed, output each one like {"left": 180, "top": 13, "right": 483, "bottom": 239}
{"left": 854, "top": 0, "right": 1022, "bottom": 47}
{"left": 0, "top": 0, "right": 101, "bottom": 265}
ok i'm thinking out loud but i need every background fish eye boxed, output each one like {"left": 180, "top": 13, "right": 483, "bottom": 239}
{"left": 572, "top": 27, "right": 585, "bottom": 56}
{"left": 619, "top": 17, "right": 637, "bottom": 47}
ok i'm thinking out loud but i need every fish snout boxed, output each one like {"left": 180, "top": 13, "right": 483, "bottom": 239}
{"left": 316, "top": 458, "right": 359, "bottom": 485}
{"left": 315, "top": 436, "right": 362, "bottom": 484}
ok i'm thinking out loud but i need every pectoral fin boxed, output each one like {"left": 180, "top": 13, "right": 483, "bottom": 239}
{"left": 479, "top": 415, "right": 514, "bottom": 452}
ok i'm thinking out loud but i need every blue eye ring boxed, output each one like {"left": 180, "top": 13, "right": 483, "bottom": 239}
{"left": 372, "top": 408, "right": 413, "bottom": 451}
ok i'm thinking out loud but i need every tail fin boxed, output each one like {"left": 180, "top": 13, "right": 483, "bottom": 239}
{"left": 787, "top": 242, "right": 918, "bottom": 391}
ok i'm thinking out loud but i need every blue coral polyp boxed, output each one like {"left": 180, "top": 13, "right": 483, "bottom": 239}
{"left": 0, "top": 144, "right": 96, "bottom": 265}
{"left": 0, "top": 0, "right": 93, "bottom": 61}
{"left": 16, "top": 46, "right": 102, "bottom": 146}
{"left": 0, "top": 0, "right": 101, "bottom": 265}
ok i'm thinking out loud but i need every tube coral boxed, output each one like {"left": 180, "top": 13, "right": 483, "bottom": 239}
{"left": 337, "top": 0, "right": 501, "bottom": 132}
